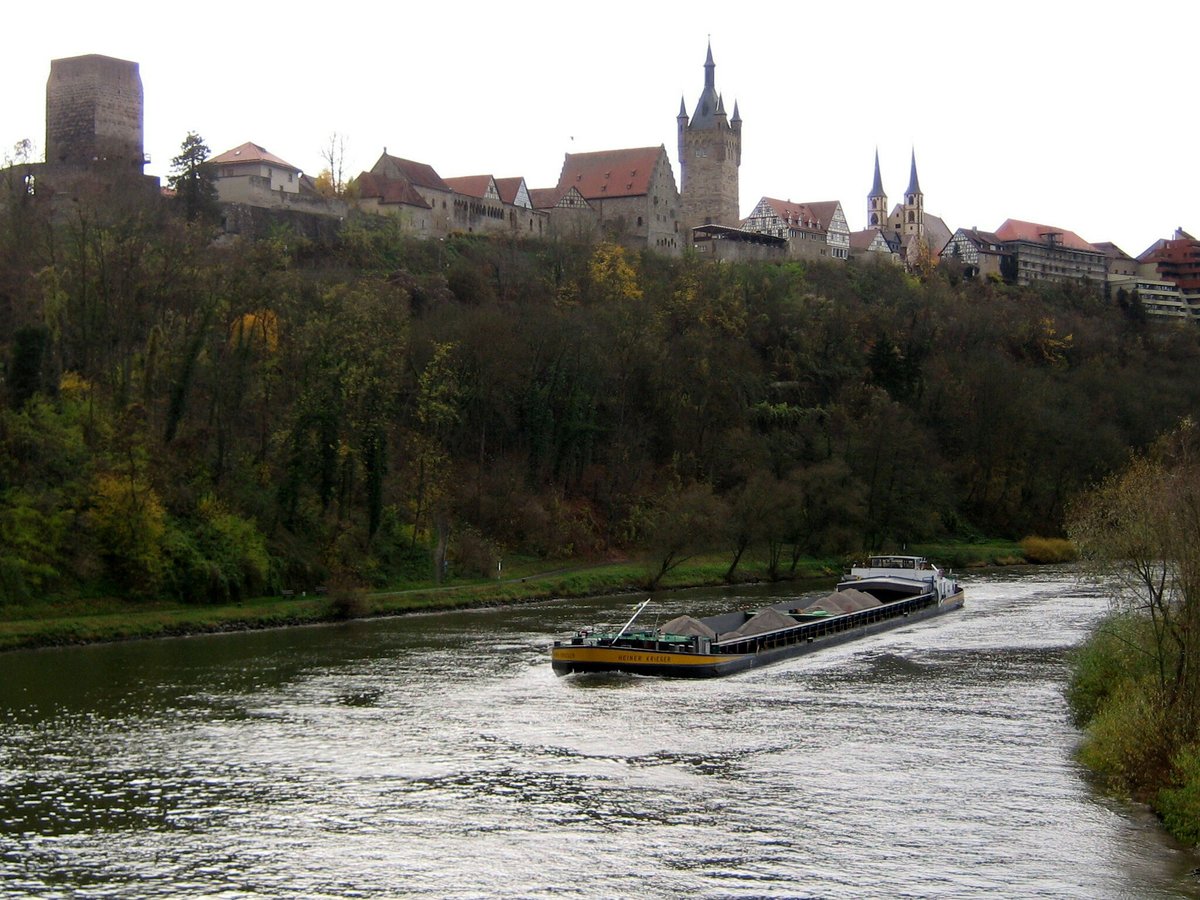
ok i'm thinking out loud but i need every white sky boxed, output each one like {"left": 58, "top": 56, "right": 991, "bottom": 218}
{"left": 3, "top": 0, "right": 1194, "bottom": 257}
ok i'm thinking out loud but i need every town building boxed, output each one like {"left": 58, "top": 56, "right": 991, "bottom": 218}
{"left": 741, "top": 197, "right": 850, "bottom": 261}
{"left": 443, "top": 175, "right": 510, "bottom": 236}
{"left": 940, "top": 228, "right": 1007, "bottom": 280}
{"left": 1109, "top": 275, "right": 1195, "bottom": 321}
{"left": 359, "top": 152, "right": 455, "bottom": 236}
{"left": 354, "top": 170, "right": 437, "bottom": 236}
{"left": 1093, "top": 241, "right": 1138, "bottom": 278}
{"left": 690, "top": 224, "right": 787, "bottom": 261}
{"left": 1090, "top": 230, "right": 1200, "bottom": 323}
{"left": 206, "top": 141, "right": 345, "bottom": 220}
{"left": 1138, "top": 229, "right": 1200, "bottom": 293}
{"left": 993, "top": 219, "right": 1107, "bottom": 286}
{"left": 528, "top": 185, "right": 597, "bottom": 241}
{"left": 552, "top": 146, "right": 681, "bottom": 254}
{"left": 211, "top": 142, "right": 301, "bottom": 199}
{"left": 677, "top": 42, "right": 742, "bottom": 234}
{"left": 443, "top": 175, "right": 548, "bottom": 238}
{"left": 848, "top": 228, "right": 899, "bottom": 263}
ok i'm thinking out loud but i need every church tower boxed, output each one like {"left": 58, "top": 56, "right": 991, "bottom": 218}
{"left": 678, "top": 41, "right": 741, "bottom": 233}
{"left": 867, "top": 149, "right": 887, "bottom": 228}
{"left": 902, "top": 149, "right": 924, "bottom": 239}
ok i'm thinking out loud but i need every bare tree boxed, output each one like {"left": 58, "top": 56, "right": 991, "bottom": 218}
{"left": 320, "top": 132, "right": 348, "bottom": 197}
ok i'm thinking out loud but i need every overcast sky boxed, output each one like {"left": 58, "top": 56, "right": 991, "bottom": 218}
{"left": 3, "top": 1, "right": 1193, "bottom": 257}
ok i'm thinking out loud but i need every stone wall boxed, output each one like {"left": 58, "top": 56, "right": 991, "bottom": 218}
{"left": 452, "top": 194, "right": 507, "bottom": 235}
{"left": 355, "top": 197, "right": 435, "bottom": 237}
{"left": 218, "top": 204, "right": 345, "bottom": 245}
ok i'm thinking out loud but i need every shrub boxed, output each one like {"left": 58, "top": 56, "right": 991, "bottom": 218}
{"left": 1157, "top": 744, "right": 1200, "bottom": 846}
{"left": 161, "top": 497, "right": 271, "bottom": 603}
{"left": 1066, "top": 613, "right": 1157, "bottom": 727}
{"left": 89, "top": 473, "right": 167, "bottom": 596}
{"left": 1020, "top": 535, "right": 1077, "bottom": 563}
{"left": 1077, "top": 677, "right": 1174, "bottom": 798}
{"left": 454, "top": 528, "right": 500, "bottom": 579}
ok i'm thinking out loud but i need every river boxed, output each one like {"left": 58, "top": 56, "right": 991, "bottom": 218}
{"left": 1, "top": 566, "right": 1197, "bottom": 898}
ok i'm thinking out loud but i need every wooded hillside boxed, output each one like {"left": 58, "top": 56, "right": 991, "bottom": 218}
{"left": 2, "top": 193, "right": 1197, "bottom": 605}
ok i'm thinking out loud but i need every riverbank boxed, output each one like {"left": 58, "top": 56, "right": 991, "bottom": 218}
{"left": 0, "top": 539, "right": 1032, "bottom": 652}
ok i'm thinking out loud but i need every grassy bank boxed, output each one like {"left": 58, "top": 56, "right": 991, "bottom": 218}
{"left": 0, "top": 539, "right": 1029, "bottom": 653}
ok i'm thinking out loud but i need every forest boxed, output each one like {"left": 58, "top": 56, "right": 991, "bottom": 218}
{"left": 2, "top": 183, "right": 1199, "bottom": 609}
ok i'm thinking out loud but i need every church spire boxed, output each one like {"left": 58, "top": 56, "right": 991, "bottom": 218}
{"left": 869, "top": 148, "right": 885, "bottom": 199}
{"left": 867, "top": 148, "right": 888, "bottom": 229}
{"left": 906, "top": 148, "right": 921, "bottom": 196}
{"left": 704, "top": 39, "right": 715, "bottom": 90}
{"left": 902, "top": 148, "right": 924, "bottom": 238}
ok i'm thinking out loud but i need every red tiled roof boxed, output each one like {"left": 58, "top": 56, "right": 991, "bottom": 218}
{"left": 528, "top": 187, "right": 563, "bottom": 209}
{"left": 493, "top": 176, "right": 526, "bottom": 205}
{"left": 372, "top": 153, "right": 451, "bottom": 192}
{"left": 355, "top": 171, "right": 430, "bottom": 208}
{"left": 210, "top": 141, "right": 300, "bottom": 172}
{"left": 556, "top": 147, "right": 666, "bottom": 200}
{"left": 995, "top": 218, "right": 1098, "bottom": 253}
{"left": 444, "top": 175, "right": 495, "bottom": 199}
{"left": 753, "top": 198, "right": 830, "bottom": 231}
{"left": 805, "top": 201, "right": 842, "bottom": 227}
{"left": 945, "top": 228, "right": 1005, "bottom": 256}
{"left": 849, "top": 228, "right": 889, "bottom": 251}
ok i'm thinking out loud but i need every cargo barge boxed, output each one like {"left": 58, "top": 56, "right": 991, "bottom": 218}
{"left": 550, "top": 555, "right": 964, "bottom": 678}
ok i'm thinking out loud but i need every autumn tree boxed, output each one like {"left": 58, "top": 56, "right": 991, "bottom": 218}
{"left": 1067, "top": 419, "right": 1200, "bottom": 811}
{"left": 1069, "top": 419, "right": 1200, "bottom": 718}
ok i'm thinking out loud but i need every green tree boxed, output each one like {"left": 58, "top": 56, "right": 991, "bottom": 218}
{"left": 168, "top": 132, "right": 220, "bottom": 223}
{"left": 636, "top": 481, "right": 726, "bottom": 590}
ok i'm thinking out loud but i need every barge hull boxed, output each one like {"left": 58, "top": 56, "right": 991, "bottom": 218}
{"left": 551, "top": 590, "right": 963, "bottom": 678}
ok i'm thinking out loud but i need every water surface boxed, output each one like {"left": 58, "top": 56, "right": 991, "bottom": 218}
{"left": 2, "top": 567, "right": 1197, "bottom": 898}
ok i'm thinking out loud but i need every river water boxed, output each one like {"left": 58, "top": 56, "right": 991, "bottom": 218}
{"left": 1, "top": 567, "right": 1198, "bottom": 898}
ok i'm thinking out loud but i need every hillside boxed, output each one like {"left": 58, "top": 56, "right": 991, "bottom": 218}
{"left": 2, "top": 197, "right": 1198, "bottom": 607}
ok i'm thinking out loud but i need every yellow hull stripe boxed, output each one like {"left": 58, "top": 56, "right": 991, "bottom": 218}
{"left": 552, "top": 646, "right": 745, "bottom": 667}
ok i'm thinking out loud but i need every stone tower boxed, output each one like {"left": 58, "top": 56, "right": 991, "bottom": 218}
{"left": 678, "top": 42, "right": 741, "bottom": 233}
{"left": 46, "top": 54, "right": 146, "bottom": 172}
{"left": 867, "top": 149, "right": 887, "bottom": 228}
{"left": 902, "top": 149, "right": 924, "bottom": 238}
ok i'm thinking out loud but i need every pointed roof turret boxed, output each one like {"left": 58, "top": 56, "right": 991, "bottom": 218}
{"left": 716, "top": 94, "right": 727, "bottom": 117}
{"left": 678, "top": 96, "right": 687, "bottom": 118}
{"left": 869, "top": 149, "right": 886, "bottom": 199}
{"left": 731, "top": 100, "right": 741, "bottom": 124}
{"left": 906, "top": 148, "right": 921, "bottom": 195}
{"left": 690, "top": 41, "right": 721, "bottom": 129}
